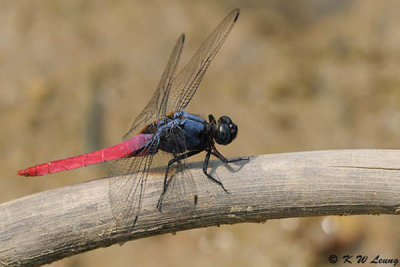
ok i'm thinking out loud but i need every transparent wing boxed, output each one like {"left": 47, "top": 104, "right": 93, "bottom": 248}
{"left": 110, "top": 9, "right": 240, "bottom": 229}
{"left": 110, "top": 127, "right": 233, "bottom": 228}
{"left": 153, "top": 127, "right": 199, "bottom": 217}
{"left": 109, "top": 138, "right": 160, "bottom": 229}
{"left": 122, "top": 34, "right": 185, "bottom": 141}
{"left": 123, "top": 8, "right": 239, "bottom": 140}
{"left": 110, "top": 125, "right": 192, "bottom": 228}
{"left": 165, "top": 9, "right": 239, "bottom": 114}
{"left": 158, "top": 157, "right": 198, "bottom": 217}
{"left": 160, "top": 156, "right": 235, "bottom": 220}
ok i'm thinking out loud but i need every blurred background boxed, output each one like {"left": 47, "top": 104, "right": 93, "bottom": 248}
{"left": 2, "top": 0, "right": 400, "bottom": 266}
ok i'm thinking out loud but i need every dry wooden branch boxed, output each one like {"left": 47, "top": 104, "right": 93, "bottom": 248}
{"left": 1, "top": 149, "right": 400, "bottom": 266}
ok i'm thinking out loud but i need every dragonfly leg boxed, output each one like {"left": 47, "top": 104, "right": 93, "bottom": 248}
{"left": 211, "top": 145, "right": 249, "bottom": 163}
{"left": 157, "top": 162, "right": 173, "bottom": 212}
{"left": 203, "top": 150, "right": 228, "bottom": 193}
{"left": 157, "top": 150, "right": 203, "bottom": 211}
{"left": 208, "top": 114, "right": 216, "bottom": 124}
{"left": 173, "top": 152, "right": 184, "bottom": 171}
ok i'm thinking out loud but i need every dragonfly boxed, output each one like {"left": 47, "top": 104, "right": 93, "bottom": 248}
{"left": 18, "top": 9, "right": 244, "bottom": 228}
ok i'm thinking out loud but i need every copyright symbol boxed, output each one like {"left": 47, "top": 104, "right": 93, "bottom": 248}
{"left": 329, "top": 255, "right": 338, "bottom": 264}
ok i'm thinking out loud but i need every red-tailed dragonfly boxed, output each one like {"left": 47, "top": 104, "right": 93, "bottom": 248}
{"left": 18, "top": 9, "right": 245, "bottom": 228}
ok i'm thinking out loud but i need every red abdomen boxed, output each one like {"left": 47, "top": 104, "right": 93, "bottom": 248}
{"left": 17, "top": 134, "right": 153, "bottom": 177}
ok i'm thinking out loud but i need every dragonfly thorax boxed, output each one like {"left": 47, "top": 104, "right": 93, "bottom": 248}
{"left": 212, "top": 116, "right": 238, "bottom": 145}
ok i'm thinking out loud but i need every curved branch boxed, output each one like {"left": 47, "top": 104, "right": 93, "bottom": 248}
{"left": 1, "top": 149, "right": 400, "bottom": 266}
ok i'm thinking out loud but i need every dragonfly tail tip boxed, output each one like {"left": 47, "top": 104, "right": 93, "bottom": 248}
{"left": 17, "top": 169, "right": 27, "bottom": 176}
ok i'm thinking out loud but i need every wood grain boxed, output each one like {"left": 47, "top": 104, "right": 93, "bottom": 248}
{"left": 1, "top": 149, "right": 400, "bottom": 266}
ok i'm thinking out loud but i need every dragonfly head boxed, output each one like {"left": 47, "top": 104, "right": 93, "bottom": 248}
{"left": 214, "top": 116, "right": 238, "bottom": 145}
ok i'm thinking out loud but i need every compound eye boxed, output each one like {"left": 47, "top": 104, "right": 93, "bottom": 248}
{"left": 215, "top": 116, "right": 238, "bottom": 145}
{"left": 218, "top": 116, "right": 233, "bottom": 125}
{"left": 216, "top": 124, "right": 232, "bottom": 145}
{"left": 230, "top": 123, "right": 238, "bottom": 141}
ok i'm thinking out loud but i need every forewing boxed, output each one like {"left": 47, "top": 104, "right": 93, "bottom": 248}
{"left": 165, "top": 9, "right": 239, "bottom": 114}
{"left": 123, "top": 34, "right": 185, "bottom": 141}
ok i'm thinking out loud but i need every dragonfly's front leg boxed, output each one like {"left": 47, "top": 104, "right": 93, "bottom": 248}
{"left": 201, "top": 145, "right": 249, "bottom": 193}
{"left": 211, "top": 145, "right": 249, "bottom": 163}
{"left": 202, "top": 150, "right": 229, "bottom": 193}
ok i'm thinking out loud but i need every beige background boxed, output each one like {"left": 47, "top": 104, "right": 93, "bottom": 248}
{"left": 2, "top": 0, "right": 400, "bottom": 266}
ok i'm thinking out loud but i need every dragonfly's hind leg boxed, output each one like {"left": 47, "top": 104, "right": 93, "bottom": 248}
{"left": 157, "top": 150, "right": 202, "bottom": 211}
{"left": 173, "top": 152, "right": 184, "bottom": 171}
